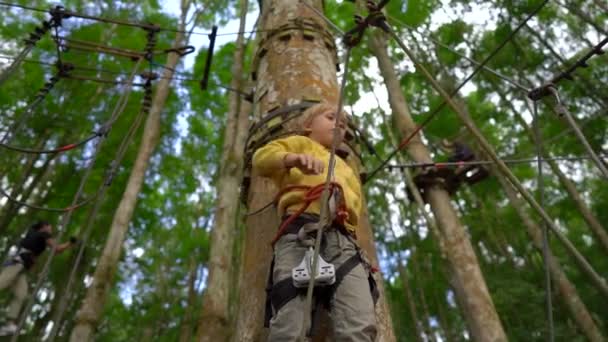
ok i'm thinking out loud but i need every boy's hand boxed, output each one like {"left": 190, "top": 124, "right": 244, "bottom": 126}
{"left": 284, "top": 153, "right": 324, "bottom": 175}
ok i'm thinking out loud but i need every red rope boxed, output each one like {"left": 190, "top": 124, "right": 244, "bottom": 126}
{"left": 270, "top": 182, "right": 347, "bottom": 247}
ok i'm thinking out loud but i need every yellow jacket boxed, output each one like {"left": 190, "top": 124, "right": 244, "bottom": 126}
{"left": 252, "top": 135, "right": 362, "bottom": 234}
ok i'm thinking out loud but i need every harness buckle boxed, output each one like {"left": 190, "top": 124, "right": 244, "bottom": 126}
{"left": 292, "top": 247, "right": 336, "bottom": 288}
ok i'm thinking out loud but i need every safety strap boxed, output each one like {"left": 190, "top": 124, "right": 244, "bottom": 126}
{"left": 264, "top": 253, "right": 376, "bottom": 331}
{"left": 271, "top": 182, "right": 348, "bottom": 247}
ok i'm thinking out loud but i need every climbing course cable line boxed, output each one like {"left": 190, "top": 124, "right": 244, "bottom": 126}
{"left": 364, "top": 0, "right": 550, "bottom": 184}
{"left": 0, "top": 1, "right": 272, "bottom": 38}
{"left": 532, "top": 100, "right": 555, "bottom": 342}
{"left": 10, "top": 58, "right": 144, "bottom": 342}
{"left": 46, "top": 75, "right": 155, "bottom": 342}
{"left": 383, "top": 155, "right": 603, "bottom": 170}
{"left": 295, "top": 0, "right": 390, "bottom": 338}
{"left": 0, "top": 1, "right": 198, "bottom": 339}
{"left": 0, "top": 55, "right": 243, "bottom": 97}
{"left": 528, "top": 36, "right": 608, "bottom": 178}
{"left": 0, "top": 5, "right": 67, "bottom": 86}
{"left": 0, "top": 0, "right": 601, "bottom": 340}
{"left": 0, "top": 132, "right": 101, "bottom": 154}
{"left": 0, "top": 6, "right": 196, "bottom": 336}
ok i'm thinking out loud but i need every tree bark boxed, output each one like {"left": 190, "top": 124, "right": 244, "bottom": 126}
{"left": 369, "top": 31, "right": 507, "bottom": 342}
{"left": 195, "top": 1, "right": 249, "bottom": 340}
{"left": 68, "top": 2, "right": 190, "bottom": 340}
{"left": 233, "top": 1, "right": 395, "bottom": 340}
{"left": 492, "top": 165, "right": 604, "bottom": 342}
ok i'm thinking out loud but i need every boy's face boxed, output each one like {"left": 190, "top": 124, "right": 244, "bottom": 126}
{"left": 306, "top": 110, "right": 347, "bottom": 148}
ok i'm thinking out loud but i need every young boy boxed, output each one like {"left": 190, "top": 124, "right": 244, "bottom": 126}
{"left": 0, "top": 221, "right": 76, "bottom": 335}
{"left": 253, "top": 102, "right": 378, "bottom": 341}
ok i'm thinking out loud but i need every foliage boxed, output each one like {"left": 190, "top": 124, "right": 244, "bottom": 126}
{"left": 0, "top": 0, "right": 606, "bottom": 340}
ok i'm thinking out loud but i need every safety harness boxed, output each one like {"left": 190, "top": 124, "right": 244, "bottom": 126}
{"left": 271, "top": 182, "right": 349, "bottom": 247}
{"left": 264, "top": 185, "right": 379, "bottom": 336}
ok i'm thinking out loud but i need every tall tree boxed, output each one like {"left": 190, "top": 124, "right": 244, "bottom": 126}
{"left": 68, "top": 2, "right": 191, "bottom": 340}
{"left": 368, "top": 30, "right": 507, "bottom": 341}
{"left": 195, "top": 0, "right": 250, "bottom": 340}
{"left": 233, "top": 0, "right": 395, "bottom": 340}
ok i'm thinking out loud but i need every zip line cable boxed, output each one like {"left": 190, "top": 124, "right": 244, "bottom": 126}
{"left": 300, "top": 46, "right": 353, "bottom": 341}
{"left": 383, "top": 155, "right": 603, "bottom": 170}
{"left": 365, "top": 0, "right": 551, "bottom": 184}
{"left": 533, "top": 100, "right": 555, "bottom": 342}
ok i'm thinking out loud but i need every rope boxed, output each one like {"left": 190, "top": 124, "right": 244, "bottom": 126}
{"left": 0, "top": 55, "right": 247, "bottom": 97}
{"left": 383, "top": 155, "right": 604, "bottom": 170}
{"left": 364, "top": 0, "right": 550, "bottom": 184}
{"left": 533, "top": 100, "right": 555, "bottom": 341}
{"left": 0, "top": 1, "right": 272, "bottom": 38}
{"left": 46, "top": 76, "right": 154, "bottom": 342}
{"left": 544, "top": 87, "right": 608, "bottom": 178}
{"left": 0, "top": 132, "right": 101, "bottom": 154}
{"left": 300, "top": 46, "right": 353, "bottom": 340}
{"left": 10, "top": 58, "right": 143, "bottom": 342}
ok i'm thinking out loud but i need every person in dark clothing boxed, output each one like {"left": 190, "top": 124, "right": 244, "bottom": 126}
{"left": 446, "top": 141, "right": 475, "bottom": 163}
{"left": 0, "top": 221, "right": 76, "bottom": 335}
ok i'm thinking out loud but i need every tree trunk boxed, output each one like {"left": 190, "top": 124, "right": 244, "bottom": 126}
{"left": 68, "top": 2, "right": 190, "bottom": 340}
{"left": 195, "top": 1, "right": 249, "bottom": 340}
{"left": 492, "top": 165, "right": 604, "bottom": 342}
{"left": 369, "top": 31, "right": 507, "bottom": 342}
{"left": 233, "top": 1, "right": 395, "bottom": 340}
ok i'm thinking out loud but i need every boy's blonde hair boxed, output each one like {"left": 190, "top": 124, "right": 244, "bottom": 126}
{"left": 302, "top": 102, "right": 348, "bottom": 128}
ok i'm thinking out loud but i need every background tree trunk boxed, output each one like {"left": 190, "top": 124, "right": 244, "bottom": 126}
{"left": 68, "top": 2, "right": 190, "bottom": 340}
{"left": 195, "top": 0, "right": 249, "bottom": 341}
{"left": 369, "top": 30, "right": 507, "bottom": 341}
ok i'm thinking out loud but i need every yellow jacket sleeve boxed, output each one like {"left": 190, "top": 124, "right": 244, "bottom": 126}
{"left": 252, "top": 136, "right": 304, "bottom": 179}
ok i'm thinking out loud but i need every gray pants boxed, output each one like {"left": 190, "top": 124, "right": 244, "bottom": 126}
{"left": 268, "top": 229, "right": 377, "bottom": 341}
{"left": 0, "top": 262, "right": 28, "bottom": 320}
